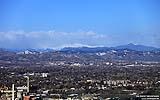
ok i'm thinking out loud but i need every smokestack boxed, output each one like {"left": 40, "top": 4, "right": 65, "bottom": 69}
{"left": 24, "top": 76, "right": 29, "bottom": 93}
{"left": 27, "top": 76, "right": 29, "bottom": 93}
{"left": 12, "top": 84, "right": 14, "bottom": 100}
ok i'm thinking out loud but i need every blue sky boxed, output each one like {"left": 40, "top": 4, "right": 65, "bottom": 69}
{"left": 0, "top": 0, "right": 160, "bottom": 49}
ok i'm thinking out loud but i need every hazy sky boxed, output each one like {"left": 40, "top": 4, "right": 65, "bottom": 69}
{"left": 0, "top": 0, "right": 160, "bottom": 49}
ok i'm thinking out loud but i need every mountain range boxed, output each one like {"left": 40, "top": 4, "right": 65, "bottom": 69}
{"left": 1, "top": 43, "right": 159, "bottom": 53}
{"left": 0, "top": 43, "right": 160, "bottom": 62}
{"left": 61, "top": 43, "right": 159, "bottom": 53}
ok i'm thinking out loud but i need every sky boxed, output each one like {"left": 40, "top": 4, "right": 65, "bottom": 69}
{"left": 0, "top": 0, "right": 160, "bottom": 49}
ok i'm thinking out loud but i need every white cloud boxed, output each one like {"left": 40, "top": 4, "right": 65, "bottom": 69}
{"left": 0, "top": 30, "right": 109, "bottom": 49}
{"left": 0, "top": 30, "right": 159, "bottom": 49}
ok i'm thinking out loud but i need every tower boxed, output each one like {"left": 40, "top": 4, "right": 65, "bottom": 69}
{"left": 24, "top": 76, "right": 29, "bottom": 93}
{"left": 12, "top": 84, "right": 14, "bottom": 100}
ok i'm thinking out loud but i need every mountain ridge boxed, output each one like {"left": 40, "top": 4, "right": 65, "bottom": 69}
{"left": 61, "top": 43, "right": 159, "bottom": 52}
{"left": 0, "top": 43, "right": 159, "bottom": 52}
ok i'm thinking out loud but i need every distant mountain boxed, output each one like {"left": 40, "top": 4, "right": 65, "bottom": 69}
{"left": 61, "top": 43, "right": 159, "bottom": 52}
{"left": 61, "top": 47, "right": 110, "bottom": 53}
{"left": 113, "top": 43, "right": 157, "bottom": 51}
{"left": 1, "top": 48, "right": 54, "bottom": 53}
{"left": 0, "top": 44, "right": 160, "bottom": 62}
{"left": 0, "top": 43, "right": 159, "bottom": 53}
